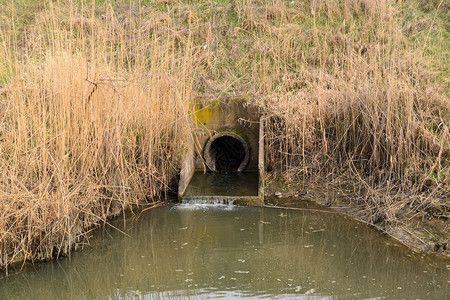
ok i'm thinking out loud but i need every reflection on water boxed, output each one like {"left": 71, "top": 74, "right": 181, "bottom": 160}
{"left": 184, "top": 172, "right": 259, "bottom": 197}
{"left": 0, "top": 205, "right": 449, "bottom": 299}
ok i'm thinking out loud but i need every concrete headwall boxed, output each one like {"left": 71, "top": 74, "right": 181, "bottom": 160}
{"left": 191, "top": 99, "right": 260, "bottom": 172}
{"left": 178, "top": 98, "right": 264, "bottom": 205}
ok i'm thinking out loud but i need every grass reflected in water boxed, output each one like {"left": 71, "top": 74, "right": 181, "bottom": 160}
{"left": 0, "top": 205, "right": 449, "bottom": 299}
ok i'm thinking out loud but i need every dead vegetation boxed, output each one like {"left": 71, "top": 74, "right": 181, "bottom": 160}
{"left": 256, "top": 1, "right": 450, "bottom": 226}
{"left": 0, "top": 1, "right": 193, "bottom": 269}
{"left": 0, "top": 0, "right": 448, "bottom": 269}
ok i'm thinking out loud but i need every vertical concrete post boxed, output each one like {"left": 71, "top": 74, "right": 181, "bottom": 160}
{"left": 178, "top": 136, "right": 195, "bottom": 198}
{"left": 258, "top": 116, "right": 265, "bottom": 203}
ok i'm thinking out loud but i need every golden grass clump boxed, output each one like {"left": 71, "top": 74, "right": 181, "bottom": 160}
{"left": 240, "top": 1, "right": 448, "bottom": 224}
{"left": 249, "top": 1, "right": 450, "bottom": 220}
{"left": 0, "top": 2, "right": 193, "bottom": 269}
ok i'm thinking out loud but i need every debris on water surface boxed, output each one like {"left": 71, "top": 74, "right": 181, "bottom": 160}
{"left": 305, "top": 288, "right": 316, "bottom": 295}
{"left": 218, "top": 276, "right": 225, "bottom": 280}
{"left": 238, "top": 259, "right": 246, "bottom": 263}
{"left": 304, "top": 244, "right": 314, "bottom": 248}
{"left": 234, "top": 270, "right": 250, "bottom": 274}
{"left": 294, "top": 286, "right": 302, "bottom": 292}
{"left": 274, "top": 192, "right": 282, "bottom": 198}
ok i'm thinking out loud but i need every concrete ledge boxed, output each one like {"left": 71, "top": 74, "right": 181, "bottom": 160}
{"left": 181, "top": 195, "right": 264, "bottom": 206}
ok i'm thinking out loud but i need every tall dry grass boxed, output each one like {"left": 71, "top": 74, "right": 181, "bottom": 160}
{"left": 0, "top": 0, "right": 449, "bottom": 269}
{"left": 227, "top": 0, "right": 449, "bottom": 222}
{"left": 0, "top": 2, "right": 193, "bottom": 269}
{"left": 256, "top": 1, "right": 449, "bottom": 183}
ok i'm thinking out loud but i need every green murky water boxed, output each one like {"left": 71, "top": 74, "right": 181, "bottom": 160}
{"left": 184, "top": 172, "right": 259, "bottom": 197}
{"left": 0, "top": 205, "right": 449, "bottom": 299}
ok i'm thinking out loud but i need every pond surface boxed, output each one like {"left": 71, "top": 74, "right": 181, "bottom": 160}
{"left": 0, "top": 204, "right": 449, "bottom": 299}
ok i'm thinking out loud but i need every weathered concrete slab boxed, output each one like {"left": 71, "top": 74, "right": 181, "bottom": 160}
{"left": 191, "top": 99, "right": 260, "bottom": 172}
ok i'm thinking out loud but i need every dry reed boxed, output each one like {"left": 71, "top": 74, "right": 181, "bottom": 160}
{"left": 0, "top": 1, "right": 194, "bottom": 269}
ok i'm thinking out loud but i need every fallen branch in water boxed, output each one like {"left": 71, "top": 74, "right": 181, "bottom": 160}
{"left": 141, "top": 201, "right": 165, "bottom": 212}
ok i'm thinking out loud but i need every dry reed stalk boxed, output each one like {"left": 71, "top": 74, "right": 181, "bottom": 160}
{"left": 0, "top": 1, "right": 194, "bottom": 269}
{"left": 240, "top": 0, "right": 450, "bottom": 223}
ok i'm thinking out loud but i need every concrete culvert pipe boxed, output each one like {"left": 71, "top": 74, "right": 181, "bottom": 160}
{"left": 203, "top": 131, "right": 250, "bottom": 173}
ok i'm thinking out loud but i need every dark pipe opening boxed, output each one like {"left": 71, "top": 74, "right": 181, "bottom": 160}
{"left": 204, "top": 133, "right": 250, "bottom": 173}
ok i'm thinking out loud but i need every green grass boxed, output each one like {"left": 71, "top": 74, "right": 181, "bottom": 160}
{"left": 1, "top": 0, "right": 448, "bottom": 112}
{"left": 398, "top": 0, "right": 450, "bottom": 94}
{"left": 0, "top": 0, "right": 43, "bottom": 32}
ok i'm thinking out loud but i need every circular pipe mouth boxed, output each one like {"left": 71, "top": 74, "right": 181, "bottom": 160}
{"left": 203, "top": 132, "right": 250, "bottom": 173}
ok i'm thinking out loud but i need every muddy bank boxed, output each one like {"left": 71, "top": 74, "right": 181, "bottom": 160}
{"left": 265, "top": 178, "right": 450, "bottom": 258}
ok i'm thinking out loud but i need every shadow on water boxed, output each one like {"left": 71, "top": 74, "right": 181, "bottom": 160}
{"left": 184, "top": 172, "right": 259, "bottom": 197}
{"left": 0, "top": 205, "right": 449, "bottom": 299}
